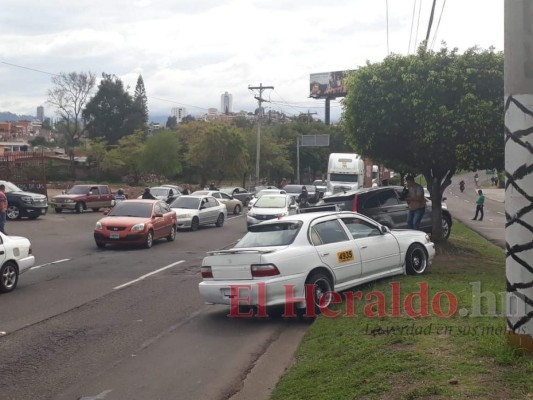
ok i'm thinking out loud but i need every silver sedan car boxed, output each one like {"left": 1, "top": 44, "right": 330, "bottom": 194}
{"left": 170, "top": 195, "right": 227, "bottom": 231}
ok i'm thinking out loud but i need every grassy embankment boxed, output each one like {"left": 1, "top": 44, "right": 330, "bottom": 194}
{"left": 271, "top": 222, "right": 533, "bottom": 400}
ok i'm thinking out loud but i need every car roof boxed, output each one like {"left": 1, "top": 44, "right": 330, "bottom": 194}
{"left": 119, "top": 199, "right": 159, "bottom": 203}
{"left": 257, "top": 211, "right": 359, "bottom": 225}
{"left": 324, "top": 185, "right": 404, "bottom": 198}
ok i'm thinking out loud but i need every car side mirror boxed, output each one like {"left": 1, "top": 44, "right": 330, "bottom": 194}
{"left": 380, "top": 225, "right": 390, "bottom": 234}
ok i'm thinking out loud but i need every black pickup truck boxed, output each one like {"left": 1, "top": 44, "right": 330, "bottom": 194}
{"left": 0, "top": 180, "right": 48, "bottom": 220}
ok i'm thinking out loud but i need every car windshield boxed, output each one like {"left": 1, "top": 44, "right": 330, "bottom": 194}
{"left": 108, "top": 202, "right": 152, "bottom": 218}
{"left": 0, "top": 181, "right": 23, "bottom": 192}
{"left": 329, "top": 173, "right": 359, "bottom": 183}
{"left": 235, "top": 222, "right": 302, "bottom": 247}
{"left": 150, "top": 188, "right": 170, "bottom": 197}
{"left": 66, "top": 186, "right": 90, "bottom": 194}
{"left": 254, "top": 196, "right": 286, "bottom": 208}
{"left": 170, "top": 197, "right": 200, "bottom": 209}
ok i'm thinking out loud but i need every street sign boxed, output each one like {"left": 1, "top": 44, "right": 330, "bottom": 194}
{"left": 300, "top": 135, "right": 330, "bottom": 147}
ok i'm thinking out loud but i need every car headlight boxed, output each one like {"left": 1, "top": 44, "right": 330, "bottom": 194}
{"left": 95, "top": 222, "right": 102, "bottom": 230}
{"left": 21, "top": 196, "right": 33, "bottom": 204}
{"left": 131, "top": 223, "right": 145, "bottom": 231}
{"left": 65, "top": 199, "right": 74, "bottom": 203}
{"left": 178, "top": 214, "right": 191, "bottom": 219}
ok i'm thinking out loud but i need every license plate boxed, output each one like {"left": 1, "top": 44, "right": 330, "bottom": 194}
{"left": 41, "top": 209, "right": 46, "bottom": 214}
{"left": 110, "top": 233, "right": 120, "bottom": 239}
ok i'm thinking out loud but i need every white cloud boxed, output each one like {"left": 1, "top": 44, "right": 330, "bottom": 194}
{"left": 0, "top": 0, "right": 504, "bottom": 121}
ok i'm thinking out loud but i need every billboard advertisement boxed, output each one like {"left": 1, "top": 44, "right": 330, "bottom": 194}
{"left": 309, "top": 70, "right": 351, "bottom": 99}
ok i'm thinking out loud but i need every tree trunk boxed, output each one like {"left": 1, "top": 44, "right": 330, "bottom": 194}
{"left": 424, "top": 168, "right": 454, "bottom": 242}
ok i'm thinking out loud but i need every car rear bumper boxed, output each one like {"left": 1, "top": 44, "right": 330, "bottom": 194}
{"left": 50, "top": 202, "right": 76, "bottom": 210}
{"left": 18, "top": 255, "right": 35, "bottom": 274}
{"left": 199, "top": 274, "right": 306, "bottom": 307}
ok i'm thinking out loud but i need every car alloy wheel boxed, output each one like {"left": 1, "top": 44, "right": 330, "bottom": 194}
{"left": 406, "top": 244, "right": 428, "bottom": 275}
{"left": 167, "top": 225, "right": 176, "bottom": 241}
{"left": 216, "top": 214, "right": 224, "bottom": 227}
{"left": 233, "top": 204, "right": 241, "bottom": 215}
{"left": 442, "top": 217, "right": 451, "bottom": 239}
{"left": 306, "top": 271, "right": 333, "bottom": 315}
{"left": 7, "top": 205, "right": 20, "bottom": 220}
{"left": 191, "top": 217, "right": 199, "bottom": 231}
{"left": 0, "top": 262, "right": 18, "bottom": 293}
{"left": 145, "top": 230, "right": 154, "bottom": 248}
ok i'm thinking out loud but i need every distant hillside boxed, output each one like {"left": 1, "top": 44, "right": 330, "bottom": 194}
{"left": 148, "top": 114, "right": 170, "bottom": 125}
{"left": 0, "top": 111, "right": 35, "bottom": 121}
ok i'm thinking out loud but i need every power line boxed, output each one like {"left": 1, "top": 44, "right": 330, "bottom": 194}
{"left": 408, "top": 0, "right": 417, "bottom": 54}
{"left": 430, "top": 0, "right": 447, "bottom": 50}
{"left": 425, "top": 0, "right": 438, "bottom": 46}
{"left": 1, "top": 61, "right": 59, "bottom": 76}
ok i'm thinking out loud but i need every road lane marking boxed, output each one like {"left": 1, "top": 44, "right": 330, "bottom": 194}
{"left": 80, "top": 390, "right": 113, "bottom": 400}
{"left": 497, "top": 212, "right": 505, "bottom": 215}
{"left": 30, "top": 258, "right": 71, "bottom": 270}
{"left": 113, "top": 260, "right": 185, "bottom": 290}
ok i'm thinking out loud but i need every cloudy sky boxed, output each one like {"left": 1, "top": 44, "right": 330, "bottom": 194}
{"left": 0, "top": 0, "right": 503, "bottom": 122}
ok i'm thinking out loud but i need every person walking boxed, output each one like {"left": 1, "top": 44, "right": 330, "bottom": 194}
{"left": 472, "top": 189, "right": 485, "bottom": 221}
{"left": 405, "top": 176, "right": 426, "bottom": 230}
{"left": 474, "top": 173, "right": 479, "bottom": 187}
{"left": 0, "top": 184, "right": 7, "bottom": 234}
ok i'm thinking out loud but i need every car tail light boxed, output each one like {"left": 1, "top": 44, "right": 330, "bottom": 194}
{"left": 251, "top": 264, "right": 280, "bottom": 277}
{"left": 352, "top": 194, "right": 359, "bottom": 212}
{"left": 201, "top": 266, "right": 213, "bottom": 278}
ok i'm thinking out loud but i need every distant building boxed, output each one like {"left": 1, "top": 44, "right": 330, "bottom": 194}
{"left": 221, "top": 91, "right": 233, "bottom": 115}
{"left": 171, "top": 107, "right": 187, "bottom": 123}
{"left": 36, "top": 106, "right": 44, "bottom": 122}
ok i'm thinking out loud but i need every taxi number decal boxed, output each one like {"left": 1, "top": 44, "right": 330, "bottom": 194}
{"left": 337, "top": 250, "right": 354, "bottom": 263}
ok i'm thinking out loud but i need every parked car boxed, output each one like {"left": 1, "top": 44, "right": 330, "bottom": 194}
{"left": 137, "top": 186, "right": 181, "bottom": 204}
{"left": 319, "top": 186, "right": 452, "bottom": 239}
{"left": 192, "top": 190, "right": 244, "bottom": 215}
{"left": 50, "top": 184, "right": 113, "bottom": 213}
{"left": 94, "top": 200, "right": 177, "bottom": 249}
{"left": 170, "top": 195, "right": 227, "bottom": 231}
{"left": 0, "top": 232, "right": 35, "bottom": 293}
{"left": 247, "top": 194, "right": 298, "bottom": 227}
{"left": 282, "top": 184, "right": 320, "bottom": 204}
{"left": 220, "top": 187, "right": 253, "bottom": 207}
{"left": 248, "top": 188, "right": 287, "bottom": 208}
{"left": 199, "top": 211, "right": 435, "bottom": 314}
{"left": 0, "top": 180, "right": 48, "bottom": 220}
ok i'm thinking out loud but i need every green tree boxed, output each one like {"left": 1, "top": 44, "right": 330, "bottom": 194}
{"left": 342, "top": 46, "right": 503, "bottom": 240}
{"left": 166, "top": 116, "right": 177, "bottom": 130}
{"left": 105, "top": 131, "right": 145, "bottom": 184}
{"left": 132, "top": 75, "right": 149, "bottom": 131}
{"left": 47, "top": 71, "right": 96, "bottom": 175}
{"left": 83, "top": 73, "right": 135, "bottom": 145}
{"left": 142, "top": 130, "right": 182, "bottom": 181}
{"left": 86, "top": 138, "right": 109, "bottom": 182}
{"left": 185, "top": 123, "right": 249, "bottom": 186}
{"left": 29, "top": 136, "right": 48, "bottom": 147}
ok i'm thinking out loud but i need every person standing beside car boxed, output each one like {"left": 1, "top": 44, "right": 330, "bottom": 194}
{"left": 0, "top": 184, "right": 7, "bottom": 234}
{"left": 405, "top": 176, "right": 425, "bottom": 230}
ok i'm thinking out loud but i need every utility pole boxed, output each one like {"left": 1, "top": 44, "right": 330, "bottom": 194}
{"left": 248, "top": 83, "right": 274, "bottom": 186}
{"left": 302, "top": 110, "right": 317, "bottom": 125}
{"left": 505, "top": 0, "right": 533, "bottom": 354}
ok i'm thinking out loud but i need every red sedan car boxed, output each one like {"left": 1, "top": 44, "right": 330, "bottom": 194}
{"left": 94, "top": 200, "right": 177, "bottom": 249}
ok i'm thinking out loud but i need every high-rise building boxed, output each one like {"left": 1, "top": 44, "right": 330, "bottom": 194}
{"left": 221, "top": 91, "right": 233, "bottom": 115}
{"left": 36, "top": 106, "right": 44, "bottom": 122}
{"left": 171, "top": 107, "right": 187, "bottom": 122}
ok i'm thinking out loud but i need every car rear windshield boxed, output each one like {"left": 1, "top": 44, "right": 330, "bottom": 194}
{"left": 109, "top": 202, "right": 152, "bottom": 218}
{"left": 170, "top": 197, "right": 200, "bottom": 209}
{"left": 66, "top": 186, "right": 90, "bottom": 194}
{"left": 323, "top": 196, "right": 354, "bottom": 211}
{"left": 150, "top": 188, "right": 170, "bottom": 197}
{"left": 235, "top": 222, "right": 302, "bottom": 247}
{"left": 254, "top": 196, "right": 286, "bottom": 208}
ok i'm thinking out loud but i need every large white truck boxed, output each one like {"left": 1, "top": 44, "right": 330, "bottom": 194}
{"left": 326, "top": 153, "right": 365, "bottom": 194}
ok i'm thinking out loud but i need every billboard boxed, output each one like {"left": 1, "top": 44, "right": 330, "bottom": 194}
{"left": 309, "top": 70, "right": 351, "bottom": 99}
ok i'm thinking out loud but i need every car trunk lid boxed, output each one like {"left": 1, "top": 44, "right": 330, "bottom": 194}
{"left": 203, "top": 249, "right": 274, "bottom": 280}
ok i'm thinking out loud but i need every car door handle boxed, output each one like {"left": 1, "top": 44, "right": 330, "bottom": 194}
{"left": 320, "top": 252, "right": 330, "bottom": 256}
{"left": 360, "top": 245, "right": 368, "bottom": 249}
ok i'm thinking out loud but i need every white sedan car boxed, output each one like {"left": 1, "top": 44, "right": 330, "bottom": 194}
{"left": 247, "top": 194, "right": 298, "bottom": 227}
{"left": 248, "top": 189, "right": 287, "bottom": 208}
{"left": 0, "top": 233, "right": 35, "bottom": 293}
{"left": 199, "top": 211, "right": 435, "bottom": 315}
{"left": 170, "top": 195, "right": 227, "bottom": 231}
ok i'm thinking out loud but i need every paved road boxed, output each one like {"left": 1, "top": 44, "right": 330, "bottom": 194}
{"left": 443, "top": 171, "right": 505, "bottom": 249}
{"left": 1, "top": 210, "right": 309, "bottom": 400}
